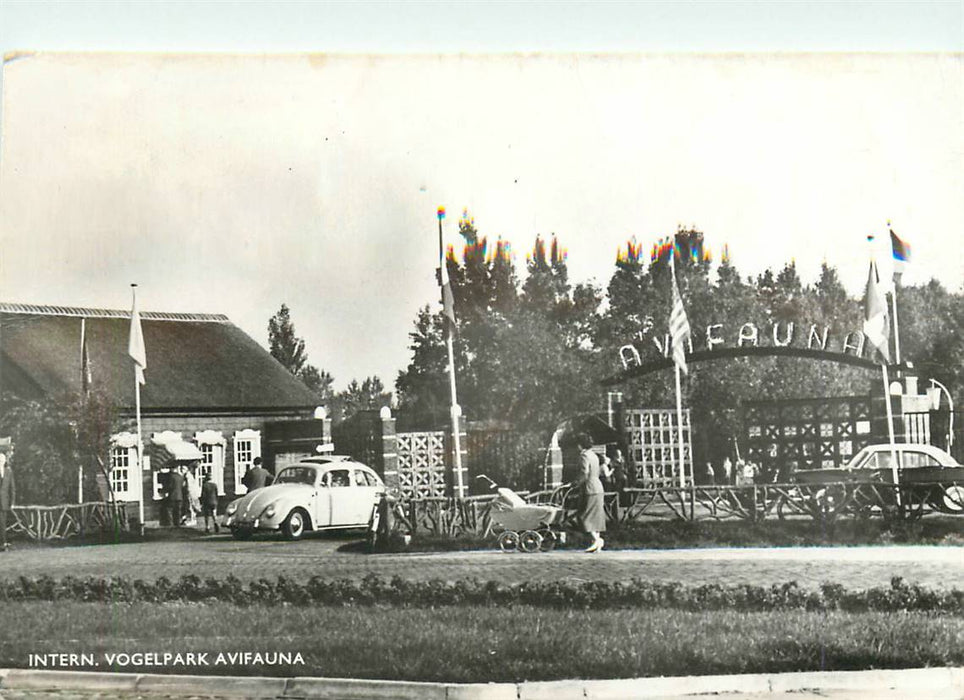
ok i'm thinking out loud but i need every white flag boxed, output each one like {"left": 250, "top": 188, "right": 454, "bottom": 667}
{"left": 128, "top": 295, "right": 147, "bottom": 385}
{"left": 862, "top": 260, "right": 890, "bottom": 364}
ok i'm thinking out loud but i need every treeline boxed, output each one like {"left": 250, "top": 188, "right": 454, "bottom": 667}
{"left": 394, "top": 217, "right": 962, "bottom": 455}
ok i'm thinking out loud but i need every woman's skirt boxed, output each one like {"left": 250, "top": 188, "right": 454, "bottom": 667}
{"left": 580, "top": 493, "right": 606, "bottom": 533}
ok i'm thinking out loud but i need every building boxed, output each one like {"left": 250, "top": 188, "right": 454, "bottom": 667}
{"left": 0, "top": 302, "right": 324, "bottom": 520}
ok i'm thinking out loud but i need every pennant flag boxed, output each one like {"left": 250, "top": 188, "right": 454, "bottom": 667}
{"left": 81, "top": 318, "right": 92, "bottom": 396}
{"left": 668, "top": 257, "right": 691, "bottom": 375}
{"left": 862, "top": 260, "right": 891, "bottom": 364}
{"left": 890, "top": 228, "right": 911, "bottom": 280}
{"left": 128, "top": 294, "right": 147, "bottom": 385}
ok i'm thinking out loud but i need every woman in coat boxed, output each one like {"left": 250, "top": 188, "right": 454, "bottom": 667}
{"left": 574, "top": 432, "right": 606, "bottom": 552}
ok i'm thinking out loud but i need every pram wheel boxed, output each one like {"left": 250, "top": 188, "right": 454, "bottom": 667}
{"left": 519, "top": 530, "right": 542, "bottom": 553}
{"left": 497, "top": 531, "right": 520, "bottom": 552}
{"left": 538, "top": 529, "right": 556, "bottom": 552}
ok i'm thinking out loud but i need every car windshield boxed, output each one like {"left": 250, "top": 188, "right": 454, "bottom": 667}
{"left": 845, "top": 448, "right": 874, "bottom": 470}
{"left": 275, "top": 467, "right": 316, "bottom": 486}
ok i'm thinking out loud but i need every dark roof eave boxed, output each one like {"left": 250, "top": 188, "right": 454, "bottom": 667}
{"left": 118, "top": 405, "right": 320, "bottom": 416}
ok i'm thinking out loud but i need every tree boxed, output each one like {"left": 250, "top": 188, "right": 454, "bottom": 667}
{"left": 0, "top": 389, "right": 122, "bottom": 507}
{"left": 299, "top": 366, "right": 335, "bottom": 403}
{"left": 396, "top": 225, "right": 603, "bottom": 433}
{"left": 268, "top": 304, "right": 308, "bottom": 375}
{"left": 267, "top": 304, "right": 332, "bottom": 399}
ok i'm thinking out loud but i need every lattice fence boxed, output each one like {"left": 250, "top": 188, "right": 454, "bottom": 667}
{"left": 396, "top": 430, "right": 447, "bottom": 498}
{"left": 744, "top": 396, "right": 874, "bottom": 479}
{"left": 622, "top": 409, "right": 692, "bottom": 486}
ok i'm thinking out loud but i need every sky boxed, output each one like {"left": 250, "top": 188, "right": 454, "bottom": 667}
{"left": 0, "top": 3, "right": 962, "bottom": 392}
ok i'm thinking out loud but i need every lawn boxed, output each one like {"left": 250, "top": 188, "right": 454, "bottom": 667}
{"left": 1, "top": 602, "right": 960, "bottom": 682}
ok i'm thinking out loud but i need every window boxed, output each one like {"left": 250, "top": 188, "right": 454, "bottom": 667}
{"left": 353, "top": 469, "right": 374, "bottom": 487}
{"left": 328, "top": 469, "right": 351, "bottom": 488}
{"left": 195, "top": 431, "right": 225, "bottom": 495}
{"left": 232, "top": 429, "right": 262, "bottom": 495}
{"left": 109, "top": 433, "right": 139, "bottom": 501}
{"left": 869, "top": 452, "right": 896, "bottom": 469}
{"left": 902, "top": 451, "right": 941, "bottom": 469}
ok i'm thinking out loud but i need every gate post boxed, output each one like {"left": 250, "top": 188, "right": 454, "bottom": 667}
{"left": 379, "top": 407, "right": 399, "bottom": 492}
{"left": 448, "top": 418, "right": 468, "bottom": 498}
{"left": 544, "top": 434, "right": 564, "bottom": 489}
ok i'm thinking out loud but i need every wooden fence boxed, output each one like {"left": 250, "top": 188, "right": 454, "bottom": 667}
{"left": 8, "top": 501, "right": 133, "bottom": 541}
{"left": 382, "top": 477, "right": 963, "bottom": 539}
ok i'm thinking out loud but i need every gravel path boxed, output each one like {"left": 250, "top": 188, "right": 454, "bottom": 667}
{"left": 1, "top": 536, "right": 961, "bottom": 589}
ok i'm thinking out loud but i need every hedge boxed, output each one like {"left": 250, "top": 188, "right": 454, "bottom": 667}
{"left": 0, "top": 574, "right": 960, "bottom": 614}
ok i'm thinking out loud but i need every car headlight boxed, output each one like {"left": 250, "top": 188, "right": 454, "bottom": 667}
{"left": 263, "top": 504, "right": 277, "bottom": 518}
{"left": 226, "top": 502, "right": 238, "bottom": 515}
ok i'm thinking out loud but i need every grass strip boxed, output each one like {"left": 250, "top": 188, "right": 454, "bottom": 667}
{"left": 1, "top": 574, "right": 961, "bottom": 613}
{"left": 0, "top": 602, "right": 960, "bottom": 682}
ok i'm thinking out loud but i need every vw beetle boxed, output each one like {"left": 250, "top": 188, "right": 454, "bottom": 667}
{"left": 223, "top": 456, "right": 385, "bottom": 540}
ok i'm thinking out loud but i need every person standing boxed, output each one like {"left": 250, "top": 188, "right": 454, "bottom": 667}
{"left": 574, "top": 432, "right": 606, "bottom": 553}
{"left": 166, "top": 465, "right": 186, "bottom": 527}
{"left": 0, "top": 450, "right": 15, "bottom": 551}
{"left": 244, "top": 457, "right": 273, "bottom": 491}
{"left": 200, "top": 474, "right": 220, "bottom": 534}
{"left": 184, "top": 465, "right": 202, "bottom": 526}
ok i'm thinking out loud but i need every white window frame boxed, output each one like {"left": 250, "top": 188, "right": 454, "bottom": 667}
{"left": 232, "top": 429, "right": 262, "bottom": 495}
{"left": 108, "top": 432, "right": 139, "bottom": 502}
{"left": 195, "top": 430, "right": 226, "bottom": 495}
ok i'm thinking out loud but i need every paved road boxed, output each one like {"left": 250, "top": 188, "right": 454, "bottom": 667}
{"left": 1, "top": 535, "right": 961, "bottom": 589}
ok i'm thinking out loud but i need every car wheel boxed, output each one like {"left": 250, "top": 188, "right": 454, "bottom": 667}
{"left": 282, "top": 509, "right": 308, "bottom": 540}
{"left": 941, "top": 485, "right": 964, "bottom": 513}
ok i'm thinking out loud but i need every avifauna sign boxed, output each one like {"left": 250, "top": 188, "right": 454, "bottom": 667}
{"left": 604, "top": 319, "right": 887, "bottom": 386}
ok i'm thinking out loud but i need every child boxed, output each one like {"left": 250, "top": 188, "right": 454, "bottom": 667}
{"left": 200, "top": 474, "right": 220, "bottom": 533}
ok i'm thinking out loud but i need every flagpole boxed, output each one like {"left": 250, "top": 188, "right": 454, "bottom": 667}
{"left": 131, "top": 285, "right": 145, "bottom": 534}
{"left": 890, "top": 284, "right": 902, "bottom": 376}
{"left": 882, "top": 363, "right": 901, "bottom": 507}
{"left": 675, "top": 363, "right": 686, "bottom": 488}
{"left": 438, "top": 211, "right": 464, "bottom": 498}
{"left": 865, "top": 238, "right": 901, "bottom": 509}
{"left": 78, "top": 317, "right": 86, "bottom": 504}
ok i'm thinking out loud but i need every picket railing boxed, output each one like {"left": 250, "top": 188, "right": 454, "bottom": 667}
{"left": 8, "top": 501, "right": 133, "bottom": 541}
{"left": 379, "top": 478, "right": 964, "bottom": 539}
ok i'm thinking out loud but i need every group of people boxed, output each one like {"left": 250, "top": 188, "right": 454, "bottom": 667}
{"left": 703, "top": 458, "right": 765, "bottom": 485}
{"left": 159, "top": 464, "right": 221, "bottom": 532}
{"left": 159, "top": 457, "right": 274, "bottom": 533}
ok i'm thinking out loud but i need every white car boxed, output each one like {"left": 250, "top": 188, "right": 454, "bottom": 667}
{"left": 794, "top": 443, "right": 963, "bottom": 513}
{"left": 223, "top": 456, "right": 385, "bottom": 540}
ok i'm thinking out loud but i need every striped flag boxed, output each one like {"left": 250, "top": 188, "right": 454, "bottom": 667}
{"left": 862, "top": 260, "right": 890, "bottom": 364}
{"left": 669, "top": 255, "right": 691, "bottom": 375}
{"left": 890, "top": 228, "right": 911, "bottom": 280}
{"left": 128, "top": 294, "right": 147, "bottom": 385}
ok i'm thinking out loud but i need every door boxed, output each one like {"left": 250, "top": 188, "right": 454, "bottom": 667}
{"left": 310, "top": 468, "right": 330, "bottom": 528}
{"left": 351, "top": 468, "right": 380, "bottom": 525}
{"left": 326, "top": 468, "right": 354, "bottom": 526}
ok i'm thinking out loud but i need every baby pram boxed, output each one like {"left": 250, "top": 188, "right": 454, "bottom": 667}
{"left": 477, "top": 475, "right": 565, "bottom": 552}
